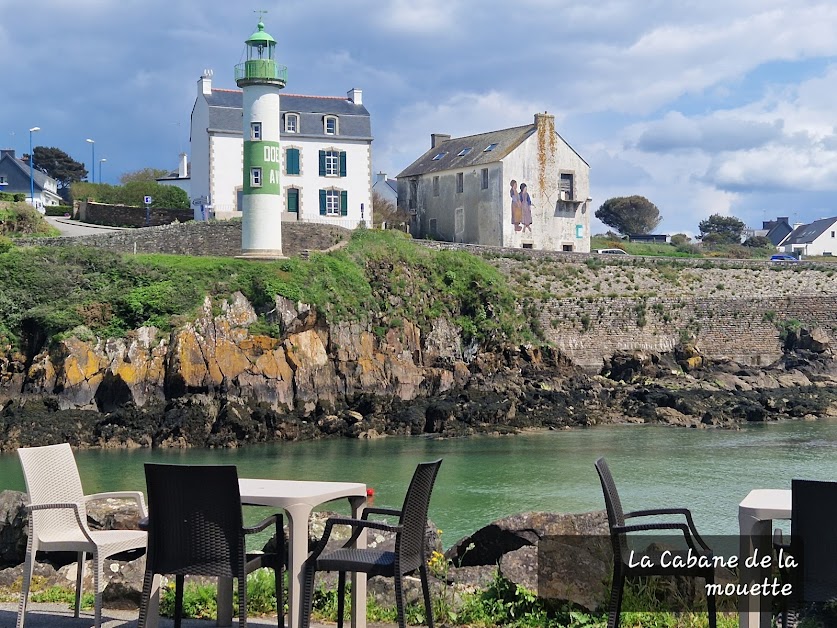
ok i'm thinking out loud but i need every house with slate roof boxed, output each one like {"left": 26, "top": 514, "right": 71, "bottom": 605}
{"left": 372, "top": 172, "right": 397, "bottom": 205}
{"left": 189, "top": 71, "right": 372, "bottom": 226}
{"left": 0, "top": 149, "right": 62, "bottom": 208}
{"left": 396, "top": 113, "right": 591, "bottom": 251}
{"left": 778, "top": 216, "right": 837, "bottom": 257}
{"left": 744, "top": 216, "right": 793, "bottom": 246}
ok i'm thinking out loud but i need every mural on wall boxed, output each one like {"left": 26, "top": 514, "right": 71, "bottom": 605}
{"left": 510, "top": 179, "right": 533, "bottom": 233}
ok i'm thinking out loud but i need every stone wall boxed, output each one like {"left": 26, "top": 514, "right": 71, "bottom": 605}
{"left": 78, "top": 201, "right": 194, "bottom": 227}
{"left": 16, "top": 221, "right": 350, "bottom": 257}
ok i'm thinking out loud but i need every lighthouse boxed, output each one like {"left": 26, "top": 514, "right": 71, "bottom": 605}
{"left": 235, "top": 18, "right": 287, "bottom": 257}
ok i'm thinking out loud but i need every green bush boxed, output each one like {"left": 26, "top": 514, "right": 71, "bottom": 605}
{"left": 45, "top": 205, "right": 72, "bottom": 216}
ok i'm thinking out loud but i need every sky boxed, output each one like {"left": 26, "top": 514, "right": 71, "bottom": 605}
{"left": 4, "top": 0, "right": 837, "bottom": 236}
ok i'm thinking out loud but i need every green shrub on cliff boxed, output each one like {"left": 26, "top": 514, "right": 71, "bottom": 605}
{"left": 0, "top": 229, "right": 531, "bottom": 351}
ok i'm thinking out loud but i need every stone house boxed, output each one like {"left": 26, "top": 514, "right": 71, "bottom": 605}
{"left": 779, "top": 216, "right": 837, "bottom": 257}
{"left": 0, "top": 149, "right": 62, "bottom": 208}
{"left": 189, "top": 71, "right": 373, "bottom": 227}
{"left": 396, "top": 113, "right": 591, "bottom": 251}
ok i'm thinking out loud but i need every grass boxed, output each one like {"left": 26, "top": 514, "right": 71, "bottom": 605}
{"left": 590, "top": 236, "right": 777, "bottom": 260}
{"left": 0, "top": 228, "right": 532, "bottom": 352}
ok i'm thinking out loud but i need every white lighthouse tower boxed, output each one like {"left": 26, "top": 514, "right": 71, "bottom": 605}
{"left": 235, "top": 17, "right": 287, "bottom": 257}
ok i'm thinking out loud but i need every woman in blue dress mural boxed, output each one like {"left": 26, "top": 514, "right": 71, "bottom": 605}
{"left": 519, "top": 183, "right": 533, "bottom": 233}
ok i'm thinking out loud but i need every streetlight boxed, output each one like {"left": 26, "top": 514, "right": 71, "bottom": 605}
{"left": 29, "top": 127, "right": 40, "bottom": 206}
{"left": 86, "top": 138, "right": 95, "bottom": 183}
{"left": 99, "top": 158, "right": 107, "bottom": 183}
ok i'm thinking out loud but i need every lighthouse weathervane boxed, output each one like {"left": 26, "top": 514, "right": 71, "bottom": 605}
{"left": 235, "top": 13, "right": 287, "bottom": 257}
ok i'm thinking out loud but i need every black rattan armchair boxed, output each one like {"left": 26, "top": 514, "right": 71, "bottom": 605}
{"left": 299, "top": 459, "right": 442, "bottom": 628}
{"left": 137, "top": 464, "right": 283, "bottom": 628}
{"left": 773, "top": 479, "right": 837, "bottom": 627}
{"left": 594, "top": 457, "right": 717, "bottom": 628}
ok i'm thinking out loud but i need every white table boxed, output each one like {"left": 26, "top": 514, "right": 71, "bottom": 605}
{"left": 738, "top": 489, "right": 791, "bottom": 628}
{"left": 216, "top": 479, "right": 368, "bottom": 628}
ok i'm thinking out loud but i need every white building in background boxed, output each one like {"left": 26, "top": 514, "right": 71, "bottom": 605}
{"left": 396, "top": 113, "right": 591, "bottom": 252}
{"left": 189, "top": 71, "right": 373, "bottom": 227}
{"left": 155, "top": 152, "right": 191, "bottom": 198}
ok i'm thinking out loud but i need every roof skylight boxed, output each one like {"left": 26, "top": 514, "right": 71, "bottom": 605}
{"left": 483, "top": 143, "right": 499, "bottom": 152}
{"left": 457, "top": 147, "right": 472, "bottom": 156}
{"left": 432, "top": 152, "right": 446, "bottom": 161}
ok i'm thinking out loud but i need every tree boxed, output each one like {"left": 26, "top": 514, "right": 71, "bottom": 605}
{"left": 698, "top": 214, "right": 745, "bottom": 244}
{"left": 120, "top": 168, "right": 170, "bottom": 184}
{"left": 28, "top": 147, "right": 87, "bottom": 198}
{"left": 595, "top": 196, "right": 662, "bottom": 235}
{"left": 371, "top": 190, "right": 408, "bottom": 229}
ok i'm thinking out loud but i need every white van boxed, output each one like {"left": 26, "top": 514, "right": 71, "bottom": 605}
{"left": 594, "top": 248, "right": 628, "bottom": 255}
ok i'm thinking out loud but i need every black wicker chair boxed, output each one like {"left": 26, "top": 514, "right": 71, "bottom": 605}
{"left": 299, "top": 459, "right": 442, "bottom": 628}
{"left": 773, "top": 479, "right": 837, "bottom": 627}
{"left": 137, "top": 464, "right": 283, "bottom": 628}
{"left": 594, "top": 457, "right": 717, "bottom": 628}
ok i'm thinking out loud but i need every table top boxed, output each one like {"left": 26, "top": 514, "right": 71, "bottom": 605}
{"left": 239, "top": 478, "right": 366, "bottom": 509}
{"left": 739, "top": 489, "right": 791, "bottom": 519}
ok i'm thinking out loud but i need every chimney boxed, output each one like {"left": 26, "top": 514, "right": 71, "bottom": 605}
{"left": 199, "top": 69, "right": 213, "bottom": 97}
{"left": 0, "top": 149, "right": 14, "bottom": 159}
{"left": 431, "top": 134, "right": 451, "bottom": 149}
{"left": 179, "top": 153, "right": 188, "bottom": 179}
{"left": 376, "top": 172, "right": 387, "bottom": 184}
{"left": 347, "top": 88, "right": 362, "bottom": 105}
{"left": 534, "top": 111, "right": 555, "bottom": 129}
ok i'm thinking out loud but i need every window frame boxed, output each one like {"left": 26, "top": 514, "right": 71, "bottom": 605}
{"left": 456, "top": 172, "right": 464, "bottom": 194}
{"left": 285, "top": 113, "right": 299, "bottom": 133}
{"left": 325, "top": 189, "right": 341, "bottom": 215}
{"left": 433, "top": 176, "right": 440, "bottom": 196}
{"left": 250, "top": 167, "right": 262, "bottom": 187}
{"left": 324, "top": 115, "right": 339, "bottom": 135}
{"left": 250, "top": 122, "right": 262, "bottom": 141}
{"left": 481, "top": 168, "right": 489, "bottom": 190}
{"left": 324, "top": 150, "right": 339, "bottom": 176}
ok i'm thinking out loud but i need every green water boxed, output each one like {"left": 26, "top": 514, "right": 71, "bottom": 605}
{"left": 2, "top": 420, "right": 836, "bottom": 546}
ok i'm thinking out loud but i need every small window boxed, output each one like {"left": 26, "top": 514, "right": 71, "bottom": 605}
{"left": 287, "top": 188, "right": 299, "bottom": 213}
{"left": 457, "top": 147, "right": 472, "bottom": 157}
{"left": 483, "top": 143, "right": 498, "bottom": 152}
{"left": 432, "top": 152, "right": 446, "bottom": 161}
{"left": 250, "top": 167, "right": 262, "bottom": 187}
{"left": 481, "top": 168, "right": 489, "bottom": 189}
{"left": 522, "top": 243, "right": 533, "bottom": 249}
{"left": 324, "top": 116, "right": 338, "bottom": 135}
{"left": 325, "top": 189, "right": 340, "bottom": 215}
{"left": 285, "top": 113, "right": 299, "bottom": 133}
{"left": 832, "top": 231, "right": 835, "bottom": 238}
{"left": 575, "top": 224, "right": 584, "bottom": 239}
{"left": 433, "top": 176, "right": 440, "bottom": 196}
{"left": 456, "top": 172, "right": 463, "bottom": 193}
{"left": 429, "top": 218, "right": 437, "bottom": 236}
{"left": 0, "top": 175, "right": 6, "bottom": 185}
{"left": 562, "top": 244, "right": 574, "bottom": 252}
{"left": 560, "top": 173, "right": 575, "bottom": 200}
{"left": 250, "top": 122, "right": 262, "bottom": 140}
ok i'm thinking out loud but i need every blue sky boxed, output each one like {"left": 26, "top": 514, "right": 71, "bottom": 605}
{"left": 4, "top": 0, "right": 837, "bottom": 236}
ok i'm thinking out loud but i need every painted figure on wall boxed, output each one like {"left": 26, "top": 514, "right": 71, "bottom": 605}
{"left": 519, "top": 182, "right": 533, "bottom": 233}
{"left": 510, "top": 179, "right": 522, "bottom": 231}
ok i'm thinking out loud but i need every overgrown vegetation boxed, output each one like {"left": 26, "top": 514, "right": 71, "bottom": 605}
{"left": 0, "top": 202, "right": 61, "bottom": 238}
{"left": 0, "top": 229, "right": 530, "bottom": 351}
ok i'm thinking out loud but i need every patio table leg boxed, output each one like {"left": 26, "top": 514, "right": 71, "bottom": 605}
{"left": 349, "top": 495, "right": 367, "bottom": 628}
{"left": 738, "top": 511, "right": 773, "bottom": 628}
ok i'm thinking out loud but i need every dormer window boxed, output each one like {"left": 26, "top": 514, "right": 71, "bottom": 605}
{"left": 483, "top": 143, "right": 499, "bottom": 152}
{"left": 324, "top": 115, "right": 338, "bottom": 135}
{"left": 432, "top": 152, "right": 446, "bottom": 161}
{"left": 457, "top": 148, "right": 472, "bottom": 157}
{"left": 285, "top": 113, "right": 299, "bottom": 133}
{"left": 250, "top": 122, "right": 262, "bottom": 140}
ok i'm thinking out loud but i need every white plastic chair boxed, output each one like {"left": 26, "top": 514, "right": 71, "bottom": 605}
{"left": 16, "top": 443, "right": 148, "bottom": 628}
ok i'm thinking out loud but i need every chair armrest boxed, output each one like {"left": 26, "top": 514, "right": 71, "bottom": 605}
{"left": 307, "top": 516, "right": 401, "bottom": 563}
{"left": 361, "top": 507, "right": 402, "bottom": 520}
{"left": 624, "top": 508, "right": 710, "bottom": 551}
{"left": 243, "top": 514, "right": 282, "bottom": 536}
{"left": 26, "top": 502, "right": 95, "bottom": 543}
{"left": 84, "top": 491, "right": 148, "bottom": 519}
{"left": 613, "top": 521, "right": 703, "bottom": 552}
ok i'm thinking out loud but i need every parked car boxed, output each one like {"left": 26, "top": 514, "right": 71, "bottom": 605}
{"left": 770, "top": 254, "right": 799, "bottom": 262}
{"left": 594, "top": 248, "right": 629, "bottom": 255}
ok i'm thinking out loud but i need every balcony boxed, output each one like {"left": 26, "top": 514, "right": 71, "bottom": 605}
{"left": 235, "top": 61, "right": 287, "bottom": 87}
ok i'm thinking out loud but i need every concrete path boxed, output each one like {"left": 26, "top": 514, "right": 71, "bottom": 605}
{"left": 44, "top": 216, "right": 130, "bottom": 237}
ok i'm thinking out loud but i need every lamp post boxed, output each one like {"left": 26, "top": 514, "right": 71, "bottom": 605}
{"left": 29, "top": 127, "right": 40, "bottom": 206}
{"left": 85, "top": 138, "right": 95, "bottom": 183}
{"left": 99, "top": 158, "right": 107, "bottom": 183}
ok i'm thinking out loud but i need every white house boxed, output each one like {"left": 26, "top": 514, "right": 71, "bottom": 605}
{"left": 156, "top": 153, "right": 191, "bottom": 198}
{"left": 372, "top": 172, "right": 397, "bottom": 205}
{"left": 778, "top": 216, "right": 837, "bottom": 257}
{"left": 396, "top": 113, "right": 591, "bottom": 252}
{"left": 0, "top": 149, "right": 62, "bottom": 208}
{"left": 189, "top": 71, "right": 373, "bottom": 227}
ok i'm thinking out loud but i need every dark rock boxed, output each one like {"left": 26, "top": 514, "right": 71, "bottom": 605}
{"left": 0, "top": 490, "right": 27, "bottom": 567}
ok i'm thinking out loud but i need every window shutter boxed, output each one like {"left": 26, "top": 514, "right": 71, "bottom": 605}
{"left": 339, "top": 151, "right": 347, "bottom": 177}
{"left": 319, "top": 189, "right": 327, "bottom": 215}
{"left": 340, "top": 190, "right": 348, "bottom": 216}
{"left": 318, "top": 150, "right": 326, "bottom": 176}
{"left": 287, "top": 189, "right": 298, "bottom": 213}
{"left": 287, "top": 148, "right": 300, "bottom": 175}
